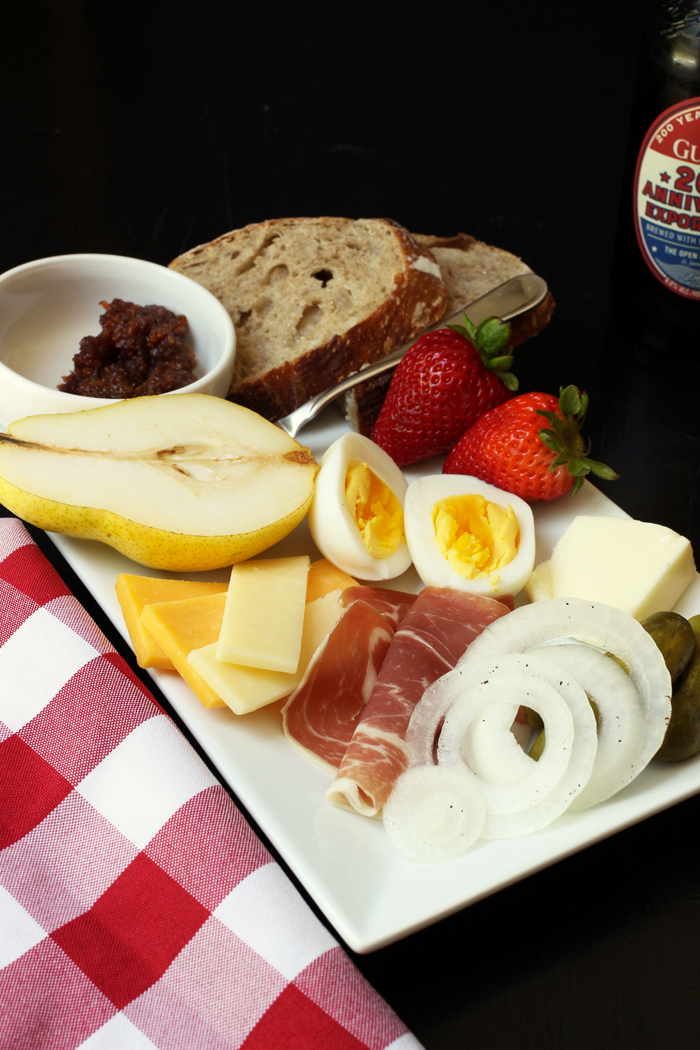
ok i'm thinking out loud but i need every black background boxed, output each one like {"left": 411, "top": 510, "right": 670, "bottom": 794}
{"left": 4, "top": 1, "right": 700, "bottom": 1048}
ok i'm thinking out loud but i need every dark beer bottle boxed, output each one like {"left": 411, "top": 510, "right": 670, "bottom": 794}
{"left": 611, "top": 1, "right": 700, "bottom": 338}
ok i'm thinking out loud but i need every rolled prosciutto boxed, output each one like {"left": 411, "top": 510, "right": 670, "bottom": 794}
{"left": 281, "top": 599, "right": 395, "bottom": 772}
{"left": 326, "top": 586, "right": 511, "bottom": 816}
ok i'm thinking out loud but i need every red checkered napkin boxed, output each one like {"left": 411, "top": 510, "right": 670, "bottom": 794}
{"left": 0, "top": 520, "right": 423, "bottom": 1050}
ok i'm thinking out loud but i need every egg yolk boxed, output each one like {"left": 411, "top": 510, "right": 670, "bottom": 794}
{"left": 432, "top": 495, "right": 519, "bottom": 582}
{"left": 345, "top": 460, "right": 405, "bottom": 559}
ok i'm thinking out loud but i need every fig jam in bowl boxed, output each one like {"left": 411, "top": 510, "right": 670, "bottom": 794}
{"left": 0, "top": 254, "right": 236, "bottom": 425}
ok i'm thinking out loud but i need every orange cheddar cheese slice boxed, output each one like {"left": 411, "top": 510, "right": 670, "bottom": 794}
{"left": 115, "top": 574, "right": 228, "bottom": 669}
{"left": 140, "top": 592, "right": 228, "bottom": 708}
{"left": 306, "top": 559, "right": 357, "bottom": 604}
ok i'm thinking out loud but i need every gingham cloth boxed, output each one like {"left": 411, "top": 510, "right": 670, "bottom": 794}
{"left": 0, "top": 519, "right": 422, "bottom": 1050}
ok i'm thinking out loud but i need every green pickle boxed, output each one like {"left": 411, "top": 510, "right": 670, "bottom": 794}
{"left": 641, "top": 611, "right": 695, "bottom": 683}
{"left": 529, "top": 728, "right": 545, "bottom": 761}
{"left": 524, "top": 707, "right": 543, "bottom": 730}
{"left": 655, "top": 614, "right": 700, "bottom": 763}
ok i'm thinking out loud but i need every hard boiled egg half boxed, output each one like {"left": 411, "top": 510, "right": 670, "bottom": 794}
{"left": 308, "top": 433, "right": 411, "bottom": 581}
{"left": 404, "top": 474, "right": 535, "bottom": 597}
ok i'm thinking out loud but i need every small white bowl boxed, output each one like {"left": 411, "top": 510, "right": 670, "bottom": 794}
{"left": 0, "top": 254, "right": 236, "bottom": 425}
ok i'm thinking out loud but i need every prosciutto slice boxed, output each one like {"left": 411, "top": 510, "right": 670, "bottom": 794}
{"left": 281, "top": 599, "right": 395, "bottom": 772}
{"left": 326, "top": 586, "right": 511, "bottom": 816}
{"left": 340, "top": 586, "right": 418, "bottom": 630}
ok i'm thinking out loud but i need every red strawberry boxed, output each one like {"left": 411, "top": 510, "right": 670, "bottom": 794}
{"left": 443, "top": 385, "right": 618, "bottom": 502}
{"left": 370, "top": 315, "right": 517, "bottom": 467}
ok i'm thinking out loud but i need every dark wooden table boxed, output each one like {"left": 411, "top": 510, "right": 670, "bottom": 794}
{"left": 4, "top": 1, "right": 700, "bottom": 1047}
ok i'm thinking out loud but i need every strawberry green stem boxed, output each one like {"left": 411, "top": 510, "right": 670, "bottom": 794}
{"left": 448, "top": 315, "right": 519, "bottom": 392}
{"left": 536, "top": 385, "right": 619, "bottom": 496}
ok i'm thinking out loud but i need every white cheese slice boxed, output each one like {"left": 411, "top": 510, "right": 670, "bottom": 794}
{"left": 190, "top": 590, "right": 345, "bottom": 714}
{"left": 525, "top": 515, "right": 696, "bottom": 621}
{"left": 216, "top": 556, "right": 310, "bottom": 672}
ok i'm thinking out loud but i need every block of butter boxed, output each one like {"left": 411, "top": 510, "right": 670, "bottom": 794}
{"left": 525, "top": 515, "right": 696, "bottom": 621}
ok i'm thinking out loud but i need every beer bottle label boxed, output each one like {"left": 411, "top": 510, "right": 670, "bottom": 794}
{"left": 634, "top": 97, "right": 700, "bottom": 300}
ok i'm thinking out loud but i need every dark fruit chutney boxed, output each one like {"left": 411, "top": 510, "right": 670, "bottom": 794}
{"left": 59, "top": 299, "right": 198, "bottom": 398}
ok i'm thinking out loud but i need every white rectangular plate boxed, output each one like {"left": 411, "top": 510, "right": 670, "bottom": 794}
{"left": 38, "top": 408, "right": 700, "bottom": 953}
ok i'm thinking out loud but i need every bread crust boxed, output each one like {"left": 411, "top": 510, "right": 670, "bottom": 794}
{"left": 169, "top": 217, "right": 447, "bottom": 421}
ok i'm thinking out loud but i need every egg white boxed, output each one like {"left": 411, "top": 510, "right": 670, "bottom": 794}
{"left": 308, "top": 433, "right": 411, "bottom": 581}
{"left": 404, "top": 474, "right": 535, "bottom": 597}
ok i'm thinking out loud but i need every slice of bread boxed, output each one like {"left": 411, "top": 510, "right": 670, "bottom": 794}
{"left": 169, "top": 217, "right": 447, "bottom": 421}
{"left": 413, "top": 232, "right": 531, "bottom": 313}
{"left": 343, "top": 232, "right": 556, "bottom": 435}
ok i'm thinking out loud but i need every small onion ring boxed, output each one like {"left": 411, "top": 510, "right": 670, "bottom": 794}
{"left": 462, "top": 700, "right": 534, "bottom": 784}
{"left": 382, "top": 765, "right": 486, "bottom": 862}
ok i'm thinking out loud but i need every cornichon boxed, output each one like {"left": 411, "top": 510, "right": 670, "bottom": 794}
{"left": 524, "top": 706, "right": 543, "bottom": 730}
{"left": 641, "top": 610, "right": 695, "bottom": 683}
{"left": 655, "top": 614, "right": 700, "bottom": 762}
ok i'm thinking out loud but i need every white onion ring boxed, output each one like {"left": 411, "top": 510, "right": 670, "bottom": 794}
{"left": 382, "top": 765, "right": 486, "bottom": 862}
{"left": 405, "top": 674, "right": 459, "bottom": 769}
{"left": 528, "top": 644, "right": 645, "bottom": 810}
{"left": 434, "top": 654, "right": 598, "bottom": 837}
{"left": 462, "top": 700, "right": 534, "bottom": 784}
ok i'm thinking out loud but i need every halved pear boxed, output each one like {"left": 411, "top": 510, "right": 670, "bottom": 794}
{"left": 0, "top": 393, "right": 318, "bottom": 571}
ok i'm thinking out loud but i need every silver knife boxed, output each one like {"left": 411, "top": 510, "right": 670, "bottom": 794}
{"left": 276, "top": 272, "right": 548, "bottom": 439}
